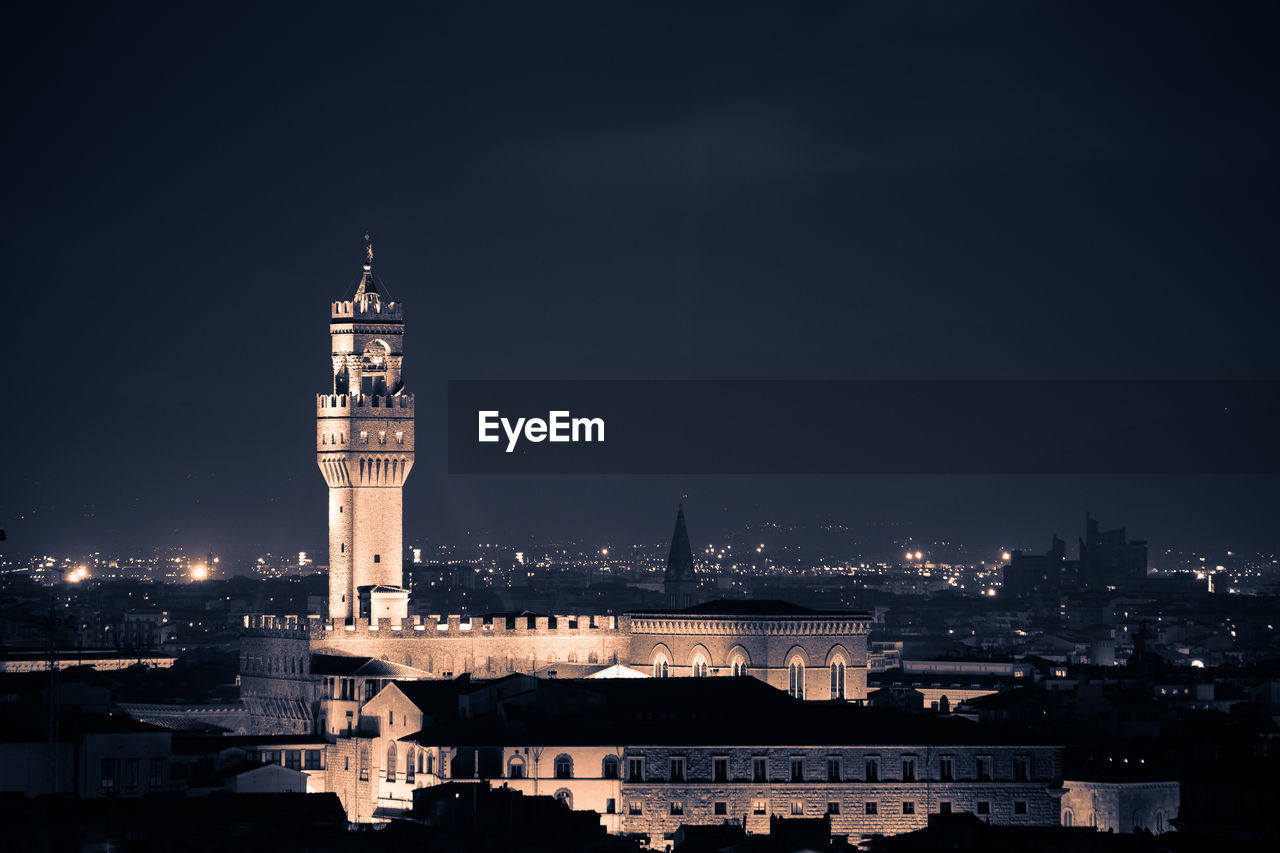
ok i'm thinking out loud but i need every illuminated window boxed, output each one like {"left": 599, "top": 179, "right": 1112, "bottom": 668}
{"left": 753, "top": 800, "right": 767, "bottom": 815}
{"left": 670, "top": 801, "right": 684, "bottom": 816}
{"left": 790, "top": 801, "right": 804, "bottom": 815}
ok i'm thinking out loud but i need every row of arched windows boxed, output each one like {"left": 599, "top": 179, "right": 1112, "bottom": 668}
{"left": 507, "top": 754, "right": 619, "bottom": 780}
{"left": 386, "top": 742, "right": 434, "bottom": 783}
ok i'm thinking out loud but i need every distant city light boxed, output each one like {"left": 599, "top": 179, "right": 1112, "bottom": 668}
{"left": 1001, "top": 552, "right": 1011, "bottom": 561}
{"left": 191, "top": 564, "right": 209, "bottom": 581}
{"left": 66, "top": 566, "right": 89, "bottom": 583}
{"left": 601, "top": 548, "right": 608, "bottom": 557}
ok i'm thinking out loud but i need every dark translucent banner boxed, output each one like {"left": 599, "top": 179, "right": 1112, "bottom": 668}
{"left": 446, "top": 381, "right": 1280, "bottom": 474}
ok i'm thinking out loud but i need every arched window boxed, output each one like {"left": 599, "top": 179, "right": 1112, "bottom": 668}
{"left": 1063, "top": 809, "right": 1073, "bottom": 827}
{"left": 692, "top": 657, "right": 709, "bottom": 678}
{"left": 508, "top": 756, "right": 525, "bottom": 779}
{"left": 588, "top": 651, "right": 599, "bottom": 664}
{"left": 655, "top": 660, "right": 669, "bottom": 678}
{"left": 554, "top": 789, "right": 573, "bottom": 810}
{"left": 830, "top": 661, "right": 846, "bottom": 699}
{"left": 417, "top": 750, "right": 424, "bottom": 774}
{"left": 1154, "top": 810, "right": 1165, "bottom": 834}
{"left": 386, "top": 742, "right": 397, "bottom": 782}
{"left": 1133, "top": 810, "right": 1144, "bottom": 832}
{"left": 602, "top": 756, "right": 620, "bottom": 779}
{"left": 789, "top": 661, "right": 806, "bottom": 699}
{"left": 405, "top": 749, "right": 415, "bottom": 783}
{"left": 554, "top": 754, "right": 573, "bottom": 779}
{"left": 731, "top": 659, "right": 747, "bottom": 677}
{"left": 359, "top": 744, "right": 369, "bottom": 781}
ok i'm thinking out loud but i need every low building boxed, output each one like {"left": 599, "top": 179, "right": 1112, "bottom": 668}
{"left": 1059, "top": 778, "right": 1179, "bottom": 834}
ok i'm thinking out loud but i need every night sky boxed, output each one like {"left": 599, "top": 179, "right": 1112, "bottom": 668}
{"left": 3, "top": 2, "right": 1278, "bottom": 560}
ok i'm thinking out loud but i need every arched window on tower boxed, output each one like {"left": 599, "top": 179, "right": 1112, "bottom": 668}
{"left": 386, "top": 742, "right": 397, "bottom": 782}
{"left": 405, "top": 749, "right": 415, "bottom": 783}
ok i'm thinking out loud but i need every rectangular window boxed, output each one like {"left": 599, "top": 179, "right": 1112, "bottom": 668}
{"left": 670, "top": 757, "right": 685, "bottom": 782}
{"left": 713, "top": 756, "right": 728, "bottom": 782}
{"left": 1014, "top": 800, "right": 1028, "bottom": 815}
{"left": 1014, "top": 756, "right": 1030, "bottom": 781}
{"left": 977, "top": 801, "right": 990, "bottom": 815}
{"left": 939, "top": 801, "right": 952, "bottom": 815}
{"left": 670, "top": 801, "right": 684, "bottom": 816}
{"left": 827, "top": 757, "right": 841, "bottom": 782}
{"left": 714, "top": 801, "right": 728, "bottom": 816}
{"left": 286, "top": 750, "right": 301, "bottom": 771}
{"left": 977, "top": 755, "right": 992, "bottom": 781}
{"left": 790, "top": 801, "right": 804, "bottom": 816}
{"left": 865, "top": 758, "right": 879, "bottom": 781}
{"left": 939, "top": 757, "right": 954, "bottom": 782}
{"left": 903, "top": 801, "right": 915, "bottom": 815}
{"left": 101, "top": 758, "right": 118, "bottom": 794}
{"left": 148, "top": 758, "right": 164, "bottom": 792}
{"left": 753, "top": 800, "right": 767, "bottom": 815}
{"left": 627, "top": 757, "right": 644, "bottom": 782}
{"left": 790, "top": 756, "right": 805, "bottom": 782}
{"left": 902, "top": 757, "right": 916, "bottom": 781}
{"left": 305, "top": 750, "right": 323, "bottom": 770}
{"left": 374, "top": 554, "right": 381, "bottom": 563}
{"left": 124, "top": 758, "right": 139, "bottom": 795}
{"left": 628, "top": 800, "right": 643, "bottom": 816}
{"left": 753, "top": 757, "right": 767, "bottom": 782}
{"left": 606, "top": 798, "right": 616, "bottom": 814}
{"left": 865, "top": 801, "right": 878, "bottom": 815}
{"left": 827, "top": 802, "right": 841, "bottom": 815}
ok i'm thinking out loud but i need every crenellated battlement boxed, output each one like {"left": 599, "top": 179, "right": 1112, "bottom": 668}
{"left": 242, "top": 612, "right": 624, "bottom": 639}
{"left": 317, "top": 392, "right": 416, "bottom": 415}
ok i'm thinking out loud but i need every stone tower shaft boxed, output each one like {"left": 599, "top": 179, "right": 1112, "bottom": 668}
{"left": 317, "top": 238, "right": 414, "bottom": 621}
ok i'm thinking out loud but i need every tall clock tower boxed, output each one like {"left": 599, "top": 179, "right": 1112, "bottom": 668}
{"left": 316, "top": 236, "right": 414, "bottom": 622}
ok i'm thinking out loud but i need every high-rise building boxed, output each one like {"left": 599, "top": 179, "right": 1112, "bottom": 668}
{"left": 316, "top": 237, "right": 414, "bottom": 622}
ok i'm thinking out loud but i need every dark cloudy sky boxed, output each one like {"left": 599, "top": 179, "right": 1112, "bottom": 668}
{"left": 3, "top": 2, "right": 1278, "bottom": 559}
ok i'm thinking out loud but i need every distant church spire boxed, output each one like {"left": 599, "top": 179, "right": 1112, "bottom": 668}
{"left": 665, "top": 505, "right": 696, "bottom": 610}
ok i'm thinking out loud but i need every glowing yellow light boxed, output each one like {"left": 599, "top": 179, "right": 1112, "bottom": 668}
{"left": 915, "top": 551, "right": 923, "bottom": 560}
{"left": 601, "top": 548, "right": 608, "bottom": 557}
{"left": 191, "top": 565, "right": 209, "bottom": 581}
{"left": 1001, "top": 552, "right": 1011, "bottom": 561}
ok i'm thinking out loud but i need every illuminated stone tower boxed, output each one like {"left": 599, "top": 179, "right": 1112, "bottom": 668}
{"left": 316, "top": 236, "right": 414, "bottom": 622}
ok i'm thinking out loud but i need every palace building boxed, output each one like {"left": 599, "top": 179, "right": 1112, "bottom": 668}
{"left": 239, "top": 242, "right": 872, "bottom": 736}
